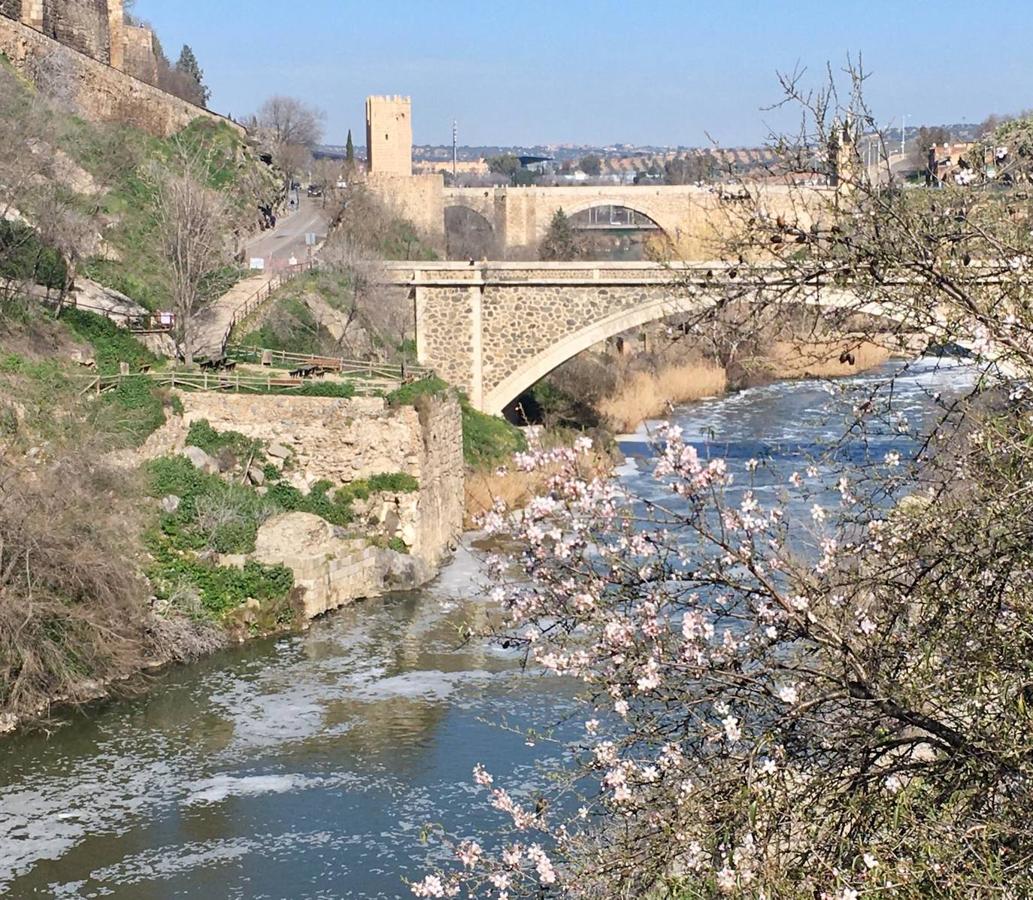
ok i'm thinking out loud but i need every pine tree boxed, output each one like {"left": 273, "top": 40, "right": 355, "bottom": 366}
{"left": 539, "top": 209, "right": 585, "bottom": 260}
{"left": 345, "top": 129, "right": 355, "bottom": 168}
{"left": 175, "top": 45, "right": 210, "bottom": 107}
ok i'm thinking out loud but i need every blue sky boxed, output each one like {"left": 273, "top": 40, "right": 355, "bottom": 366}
{"left": 136, "top": 0, "right": 1031, "bottom": 148}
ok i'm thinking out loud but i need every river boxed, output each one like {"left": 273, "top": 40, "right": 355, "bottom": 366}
{"left": 0, "top": 356, "right": 976, "bottom": 899}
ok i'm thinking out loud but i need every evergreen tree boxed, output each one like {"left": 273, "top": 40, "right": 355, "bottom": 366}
{"left": 345, "top": 129, "right": 355, "bottom": 168}
{"left": 175, "top": 45, "right": 210, "bottom": 107}
{"left": 539, "top": 209, "right": 585, "bottom": 260}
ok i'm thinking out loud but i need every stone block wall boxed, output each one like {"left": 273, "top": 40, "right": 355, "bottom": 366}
{"left": 0, "top": 14, "right": 243, "bottom": 137}
{"left": 366, "top": 172, "right": 445, "bottom": 249}
{"left": 177, "top": 392, "right": 464, "bottom": 567}
{"left": 42, "top": 0, "right": 108, "bottom": 62}
{"left": 122, "top": 22, "right": 155, "bottom": 83}
{"left": 366, "top": 94, "right": 413, "bottom": 177}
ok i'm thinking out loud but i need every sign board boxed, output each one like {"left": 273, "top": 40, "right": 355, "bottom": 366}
{"left": 249, "top": 258, "right": 265, "bottom": 270}
{"left": 305, "top": 233, "right": 318, "bottom": 246}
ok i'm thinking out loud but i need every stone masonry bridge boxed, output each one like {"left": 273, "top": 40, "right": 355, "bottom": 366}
{"left": 385, "top": 261, "right": 908, "bottom": 415}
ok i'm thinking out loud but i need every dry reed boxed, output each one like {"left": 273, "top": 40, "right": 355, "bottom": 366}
{"left": 597, "top": 360, "right": 728, "bottom": 433}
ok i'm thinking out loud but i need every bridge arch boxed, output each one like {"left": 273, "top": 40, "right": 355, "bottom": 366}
{"left": 483, "top": 293, "right": 710, "bottom": 415}
{"left": 445, "top": 205, "right": 496, "bottom": 259}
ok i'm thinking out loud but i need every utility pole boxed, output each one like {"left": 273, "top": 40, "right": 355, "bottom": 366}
{"left": 452, "top": 120, "right": 458, "bottom": 181}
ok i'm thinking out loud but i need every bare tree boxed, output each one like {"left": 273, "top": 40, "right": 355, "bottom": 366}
{"left": 150, "top": 160, "right": 231, "bottom": 364}
{"left": 272, "top": 141, "right": 312, "bottom": 192}
{"left": 32, "top": 186, "right": 98, "bottom": 311}
{"left": 256, "top": 96, "right": 325, "bottom": 148}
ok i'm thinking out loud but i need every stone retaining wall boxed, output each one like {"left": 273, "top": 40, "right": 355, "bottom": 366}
{"left": 177, "top": 391, "right": 464, "bottom": 568}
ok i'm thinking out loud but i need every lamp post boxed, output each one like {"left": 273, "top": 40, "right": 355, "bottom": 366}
{"left": 901, "top": 114, "right": 910, "bottom": 158}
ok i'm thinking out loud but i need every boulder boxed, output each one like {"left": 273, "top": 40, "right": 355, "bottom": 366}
{"left": 247, "top": 466, "right": 266, "bottom": 486}
{"left": 267, "top": 442, "right": 292, "bottom": 460}
{"left": 373, "top": 549, "right": 434, "bottom": 592}
{"left": 160, "top": 495, "right": 181, "bottom": 514}
{"left": 183, "top": 445, "right": 219, "bottom": 475}
{"left": 72, "top": 279, "right": 148, "bottom": 324}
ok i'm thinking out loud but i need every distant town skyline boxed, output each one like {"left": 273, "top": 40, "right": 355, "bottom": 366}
{"left": 138, "top": 0, "right": 1033, "bottom": 148}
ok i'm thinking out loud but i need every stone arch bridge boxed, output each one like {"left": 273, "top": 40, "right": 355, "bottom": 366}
{"left": 371, "top": 181, "right": 831, "bottom": 260}
{"left": 384, "top": 261, "right": 906, "bottom": 415}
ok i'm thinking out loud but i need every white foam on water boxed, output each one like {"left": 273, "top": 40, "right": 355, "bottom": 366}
{"left": 183, "top": 773, "right": 314, "bottom": 806}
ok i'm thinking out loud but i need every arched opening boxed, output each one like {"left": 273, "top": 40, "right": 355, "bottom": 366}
{"left": 567, "top": 205, "right": 671, "bottom": 261}
{"left": 445, "top": 206, "right": 496, "bottom": 261}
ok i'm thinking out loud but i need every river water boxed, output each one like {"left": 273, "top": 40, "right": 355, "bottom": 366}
{"left": 0, "top": 357, "right": 976, "bottom": 899}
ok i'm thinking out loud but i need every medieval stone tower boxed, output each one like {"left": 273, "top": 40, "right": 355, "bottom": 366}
{"left": 365, "top": 95, "right": 413, "bottom": 177}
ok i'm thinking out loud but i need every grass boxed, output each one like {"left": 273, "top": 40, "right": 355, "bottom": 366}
{"left": 59, "top": 112, "right": 278, "bottom": 312}
{"left": 146, "top": 534, "right": 294, "bottom": 619}
{"left": 186, "top": 418, "right": 263, "bottom": 462}
{"left": 60, "top": 308, "right": 160, "bottom": 375}
{"left": 598, "top": 360, "right": 729, "bottom": 433}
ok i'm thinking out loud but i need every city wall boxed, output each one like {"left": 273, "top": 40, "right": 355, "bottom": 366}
{"left": 0, "top": 13, "right": 242, "bottom": 137}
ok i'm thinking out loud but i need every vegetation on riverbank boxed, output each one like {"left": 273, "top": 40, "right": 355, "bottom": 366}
{"left": 526, "top": 323, "right": 896, "bottom": 434}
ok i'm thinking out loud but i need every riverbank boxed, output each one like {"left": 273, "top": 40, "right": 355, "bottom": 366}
{"left": 537, "top": 335, "right": 899, "bottom": 435}
{"left": 0, "top": 356, "right": 976, "bottom": 897}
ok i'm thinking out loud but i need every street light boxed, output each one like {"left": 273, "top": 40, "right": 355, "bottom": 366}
{"left": 901, "top": 114, "right": 911, "bottom": 158}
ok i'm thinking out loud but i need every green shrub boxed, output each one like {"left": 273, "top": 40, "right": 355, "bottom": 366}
{"left": 265, "top": 480, "right": 355, "bottom": 527}
{"left": 146, "top": 456, "right": 272, "bottom": 554}
{"left": 387, "top": 376, "right": 450, "bottom": 407}
{"left": 462, "top": 404, "right": 527, "bottom": 468}
{"left": 98, "top": 377, "right": 166, "bottom": 447}
{"left": 0, "top": 221, "right": 67, "bottom": 290}
{"left": 186, "top": 419, "right": 263, "bottom": 461}
{"left": 61, "top": 308, "right": 159, "bottom": 375}
{"left": 366, "top": 472, "right": 419, "bottom": 493}
{"left": 296, "top": 381, "right": 356, "bottom": 398}
{"left": 147, "top": 536, "right": 293, "bottom": 618}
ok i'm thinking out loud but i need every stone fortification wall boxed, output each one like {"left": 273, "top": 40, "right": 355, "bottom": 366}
{"left": 41, "top": 0, "right": 109, "bottom": 61}
{"left": 122, "top": 22, "right": 155, "bottom": 83}
{"left": 366, "top": 173, "right": 445, "bottom": 250}
{"left": 0, "top": 14, "right": 240, "bottom": 137}
{"left": 176, "top": 392, "right": 464, "bottom": 568}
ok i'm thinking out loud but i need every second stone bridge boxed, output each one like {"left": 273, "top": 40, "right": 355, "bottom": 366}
{"left": 384, "top": 261, "right": 885, "bottom": 416}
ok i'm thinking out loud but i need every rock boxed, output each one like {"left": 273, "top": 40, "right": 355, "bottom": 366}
{"left": 160, "top": 495, "right": 181, "bottom": 514}
{"left": 215, "top": 448, "right": 238, "bottom": 473}
{"left": 373, "top": 549, "right": 434, "bottom": 592}
{"left": 219, "top": 554, "right": 249, "bottom": 570}
{"left": 72, "top": 279, "right": 148, "bottom": 324}
{"left": 183, "top": 445, "right": 219, "bottom": 475}
{"left": 247, "top": 466, "right": 266, "bottom": 486}
{"left": 267, "top": 442, "right": 292, "bottom": 460}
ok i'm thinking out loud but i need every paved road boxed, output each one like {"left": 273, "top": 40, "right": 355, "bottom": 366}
{"left": 245, "top": 196, "right": 330, "bottom": 269}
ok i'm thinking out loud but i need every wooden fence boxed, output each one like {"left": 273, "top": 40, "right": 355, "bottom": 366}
{"left": 226, "top": 261, "right": 319, "bottom": 336}
{"left": 78, "top": 369, "right": 392, "bottom": 397}
{"left": 226, "top": 345, "right": 429, "bottom": 381}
